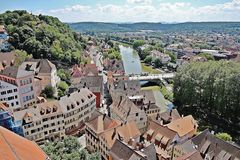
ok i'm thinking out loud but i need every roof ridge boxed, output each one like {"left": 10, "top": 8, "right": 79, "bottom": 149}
{"left": 0, "top": 128, "right": 21, "bottom": 160}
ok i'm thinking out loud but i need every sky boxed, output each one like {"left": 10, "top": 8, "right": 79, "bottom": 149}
{"left": 1, "top": 0, "right": 240, "bottom": 22}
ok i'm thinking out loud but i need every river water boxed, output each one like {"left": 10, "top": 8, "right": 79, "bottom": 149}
{"left": 119, "top": 45, "right": 142, "bottom": 75}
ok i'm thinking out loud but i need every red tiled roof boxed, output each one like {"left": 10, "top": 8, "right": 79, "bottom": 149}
{"left": 0, "top": 127, "right": 49, "bottom": 160}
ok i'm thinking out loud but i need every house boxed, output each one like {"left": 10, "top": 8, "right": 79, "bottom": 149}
{"left": 0, "top": 25, "right": 8, "bottom": 40}
{"left": 85, "top": 110, "right": 143, "bottom": 160}
{"left": 0, "top": 39, "right": 11, "bottom": 52}
{"left": 167, "top": 115, "right": 198, "bottom": 140}
{"left": 109, "top": 139, "right": 157, "bottom": 160}
{"left": 70, "top": 64, "right": 103, "bottom": 108}
{"left": 0, "top": 65, "right": 37, "bottom": 111}
{"left": 149, "top": 109, "right": 181, "bottom": 125}
{"left": 103, "top": 59, "right": 125, "bottom": 75}
{"left": 13, "top": 88, "right": 96, "bottom": 143}
{"left": 144, "top": 120, "right": 177, "bottom": 160}
{"left": 99, "top": 121, "right": 141, "bottom": 160}
{"left": 0, "top": 102, "right": 24, "bottom": 136}
{"left": 0, "top": 126, "right": 50, "bottom": 160}
{"left": 172, "top": 129, "right": 240, "bottom": 160}
{"left": 110, "top": 93, "right": 148, "bottom": 133}
{"left": 150, "top": 50, "right": 171, "bottom": 64}
{"left": 23, "top": 59, "right": 60, "bottom": 92}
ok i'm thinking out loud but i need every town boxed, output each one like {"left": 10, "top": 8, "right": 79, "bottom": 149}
{"left": 0, "top": 5, "right": 240, "bottom": 160}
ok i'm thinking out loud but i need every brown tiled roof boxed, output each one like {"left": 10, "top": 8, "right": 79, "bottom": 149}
{"left": 150, "top": 109, "right": 181, "bottom": 124}
{"left": 0, "top": 66, "right": 18, "bottom": 78}
{"left": 0, "top": 52, "right": 16, "bottom": 70}
{"left": 191, "top": 130, "right": 240, "bottom": 160}
{"left": 110, "top": 139, "right": 143, "bottom": 160}
{"left": 100, "top": 121, "right": 141, "bottom": 149}
{"left": 110, "top": 93, "right": 144, "bottom": 121}
{"left": 27, "top": 59, "right": 56, "bottom": 74}
{"left": 176, "top": 150, "right": 203, "bottom": 160}
{"left": 167, "top": 115, "right": 197, "bottom": 137}
{"left": 0, "top": 126, "right": 49, "bottom": 160}
{"left": 145, "top": 120, "right": 177, "bottom": 148}
{"left": 86, "top": 111, "right": 121, "bottom": 134}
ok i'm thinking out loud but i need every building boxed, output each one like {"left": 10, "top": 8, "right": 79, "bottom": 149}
{"left": 0, "top": 126, "right": 50, "bottom": 160}
{"left": 12, "top": 88, "right": 96, "bottom": 144}
{"left": 150, "top": 50, "right": 171, "bottom": 64}
{"left": 85, "top": 111, "right": 121, "bottom": 153}
{"left": 167, "top": 115, "right": 198, "bottom": 141}
{"left": 23, "top": 59, "right": 60, "bottom": 91}
{"left": 0, "top": 25, "right": 8, "bottom": 40}
{"left": 109, "top": 139, "right": 157, "bottom": 160}
{"left": 173, "top": 129, "right": 240, "bottom": 160}
{"left": 0, "top": 65, "right": 37, "bottom": 111}
{"left": 145, "top": 120, "right": 178, "bottom": 160}
{"left": 110, "top": 93, "right": 148, "bottom": 133}
{"left": 103, "top": 59, "right": 125, "bottom": 75}
{"left": 85, "top": 111, "right": 143, "bottom": 160}
{"left": 70, "top": 76, "right": 103, "bottom": 108}
{"left": 108, "top": 80, "right": 163, "bottom": 117}
{"left": 0, "top": 102, "right": 24, "bottom": 136}
{"left": 70, "top": 64, "right": 103, "bottom": 108}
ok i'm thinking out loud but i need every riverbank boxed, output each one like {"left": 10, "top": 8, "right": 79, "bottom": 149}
{"left": 141, "top": 63, "right": 161, "bottom": 74}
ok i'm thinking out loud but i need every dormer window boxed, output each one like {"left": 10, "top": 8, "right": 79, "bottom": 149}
{"left": 67, "top": 105, "right": 70, "bottom": 110}
{"left": 71, "top": 104, "right": 75, "bottom": 109}
{"left": 46, "top": 107, "right": 51, "bottom": 114}
{"left": 76, "top": 101, "right": 80, "bottom": 105}
{"left": 40, "top": 109, "right": 45, "bottom": 115}
{"left": 81, "top": 99, "right": 85, "bottom": 103}
{"left": 53, "top": 106, "right": 57, "bottom": 112}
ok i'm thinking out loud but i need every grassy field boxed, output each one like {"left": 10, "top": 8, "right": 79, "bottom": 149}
{"left": 141, "top": 63, "right": 161, "bottom": 74}
{"left": 142, "top": 85, "right": 173, "bottom": 102}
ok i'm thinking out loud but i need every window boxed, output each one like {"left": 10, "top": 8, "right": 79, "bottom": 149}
{"left": 14, "top": 89, "right": 17, "bottom": 92}
{"left": 136, "top": 113, "right": 139, "bottom": 117}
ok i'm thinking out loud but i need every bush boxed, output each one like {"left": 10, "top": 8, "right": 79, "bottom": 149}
{"left": 41, "top": 86, "right": 55, "bottom": 98}
{"left": 216, "top": 133, "right": 232, "bottom": 141}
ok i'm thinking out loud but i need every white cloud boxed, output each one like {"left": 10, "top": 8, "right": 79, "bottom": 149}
{"left": 50, "top": 5, "right": 91, "bottom": 13}
{"left": 126, "top": 0, "right": 152, "bottom": 5}
{"left": 46, "top": 0, "right": 240, "bottom": 22}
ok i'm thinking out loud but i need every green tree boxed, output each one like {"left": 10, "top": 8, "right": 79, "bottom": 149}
{"left": 57, "top": 81, "right": 69, "bottom": 97}
{"left": 41, "top": 86, "right": 55, "bottom": 98}
{"left": 153, "top": 58, "right": 163, "bottom": 68}
{"left": 133, "top": 40, "right": 144, "bottom": 50}
{"left": 57, "top": 69, "right": 71, "bottom": 82}
{"left": 165, "top": 51, "right": 177, "bottom": 63}
{"left": 15, "top": 49, "right": 32, "bottom": 66}
{"left": 216, "top": 133, "right": 232, "bottom": 141}
{"left": 198, "top": 52, "right": 215, "bottom": 61}
{"left": 174, "top": 61, "right": 240, "bottom": 141}
{"left": 144, "top": 55, "right": 152, "bottom": 64}
{"left": 42, "top": 136, "right": 100, "bottom": 160}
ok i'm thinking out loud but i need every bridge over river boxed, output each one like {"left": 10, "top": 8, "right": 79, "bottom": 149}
{"left": 128, "top": 73, "right": 175, "bottom": 81}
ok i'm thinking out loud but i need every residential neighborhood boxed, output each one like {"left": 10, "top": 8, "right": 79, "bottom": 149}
{"left": 0, "top": 2, "right": 240, "bottom": 160}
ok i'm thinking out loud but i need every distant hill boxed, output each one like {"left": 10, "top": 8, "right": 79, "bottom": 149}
{"left": 69, "top": 22, "right": 240, "bottom": 34}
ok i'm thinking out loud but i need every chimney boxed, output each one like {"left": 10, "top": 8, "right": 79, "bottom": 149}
{"left": 181, "top": 114, "right": 184, "bottom": 118}
{"left": 112, "top": 128, "right": 116, "bottom": 140}
{"left": 160, "top": 120, "right": 163, "bottom": 125}
{"left": 170, "top": 109, "right": 172, "bottom": 117}
{"left": 156, "top": 113, "right": 160, "bottom": 120}
{"left": 103, "top": 113, "right": 106, "bottom": 121}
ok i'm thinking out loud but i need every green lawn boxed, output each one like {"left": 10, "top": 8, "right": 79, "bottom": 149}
{"left": 141, "top": 63, "right": 161, "bottom": 74}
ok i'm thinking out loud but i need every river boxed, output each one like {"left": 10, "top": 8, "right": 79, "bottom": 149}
{"left": 119, "top": 45, "right": 142, "bottom": 75}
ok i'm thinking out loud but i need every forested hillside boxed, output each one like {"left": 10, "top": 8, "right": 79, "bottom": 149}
{"left": 174, "top": 61, "right": 240, "bottom": 141}
{"left": 0, "top": 10, "right": 85, "bottom": 64}
{"left": 69, "top": 22, "right": 240, "bottom": 34}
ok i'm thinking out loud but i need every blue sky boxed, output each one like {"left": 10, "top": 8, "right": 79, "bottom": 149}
{"left": 0, "top": 0, "right": 240, "bottom": 22}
